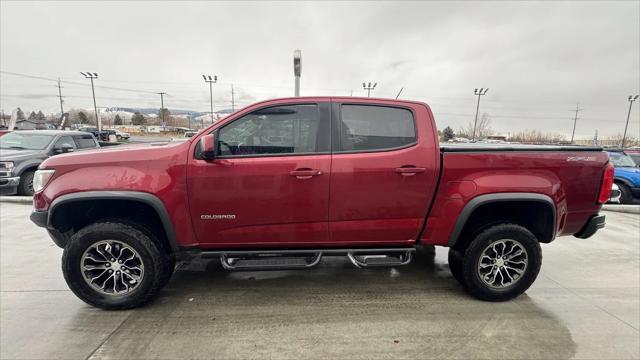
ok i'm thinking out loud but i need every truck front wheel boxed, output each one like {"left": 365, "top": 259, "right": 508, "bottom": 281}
{"left": 62, "top": 221, "right": 169, "bottom": 310}
{"left": 461, "top": 224, "right": 542, "bottom": 301}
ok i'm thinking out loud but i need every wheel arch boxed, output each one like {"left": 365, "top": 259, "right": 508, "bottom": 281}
{"left": 47, "top": 191, "right": 179, "bottom": 253}
{"left": 448, "top": 193, "right": 556, "bottom": 250}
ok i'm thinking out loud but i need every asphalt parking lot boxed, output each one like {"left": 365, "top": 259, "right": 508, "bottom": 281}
{"left": 1, "top": 202, "right": 638, "bottom": 360}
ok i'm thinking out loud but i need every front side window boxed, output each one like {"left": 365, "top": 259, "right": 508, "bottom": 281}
{"left": 609, "top": 152, "right": 637, "bottom": 167}
{"left": 53, "top": 136, "right": 76, "bottom": 149}
{"left": 218, "top": 104, "right": 321, "bottom": 156}
{"left": 73, "top": 135, "right": 97, "bottom": 149}
{"left": 338, "top": 105, "right": 416, "bottom": 152}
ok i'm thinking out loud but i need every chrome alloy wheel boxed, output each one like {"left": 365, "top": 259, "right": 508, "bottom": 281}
{"left": 80, "top": 240, "right": 145, "bottom": 295}
{"left": 477, "top": 239, "right": 528, "bottom": 289}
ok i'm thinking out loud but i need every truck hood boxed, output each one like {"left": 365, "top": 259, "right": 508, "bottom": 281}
{"left": 40, "top": 140, "right": 189, "bottom": 168}
{"left": 0, "top": 149, "right": 45, "bottom": 161}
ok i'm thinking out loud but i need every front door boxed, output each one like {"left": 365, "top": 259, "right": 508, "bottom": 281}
{"left": 328, "top": 101, "right": 439, "bottom": 245}
{"left": 188, "top": 102, "right": 331, "bottom": 247}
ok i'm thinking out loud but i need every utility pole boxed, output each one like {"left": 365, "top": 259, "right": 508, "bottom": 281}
{"left": 570, "top": 103, "right": 582, "bottom": 144}
{"left": 472, "top": 88, "right": 489, "bottom": 141}
{"left": 293, "top": 49, "right": 301, "bottom": 96}
{"left": 363, "top": 82, "right": 377, "bottom": 97}
{"left": 157, "top": 92, "right": 166, "bottom": 129}
{"left": 80, "top": 72, "right": 100, "bottom": 131}
{"left": 231, "top": 84, "right": 235, "bottom": 112}
{"left": 56, "top": 78, "right": 64, "bottom": 116}
{"left": 202, "top": 75, "right": 217, "bottom": 123}
{"left": 622, "top": 95, "right": 639, "bottom": 148}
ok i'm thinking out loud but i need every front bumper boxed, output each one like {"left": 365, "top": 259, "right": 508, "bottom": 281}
{"left": 0, "top": 176, "right": 20, "bottom": 195}
{"left": 30, "top": 210, "right": 47, "bottom": 228}
{"left": 574, "top": 214, "right": 606, "bottom": 239}
{"left": 30, "top": 210, "right": 67, "bottom": 248}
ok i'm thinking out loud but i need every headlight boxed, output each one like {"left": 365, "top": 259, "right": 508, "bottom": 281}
{"left": 33, "top": 169, "right": 55, "bottom": 193}
{"left": 0, "top": 161, "right": 14, "bottom": 171}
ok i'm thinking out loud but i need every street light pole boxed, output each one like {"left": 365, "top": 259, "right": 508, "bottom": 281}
{"left": 80, "top": 72, "right": 100, "bottom": 131}
{"left": 622, "top": 95, "right": 639, "bottom": 148}
{"left": 294, "top": 50, "right": 302, "bottom": 96}
{"left": 363, "top": 82, "right": 377, "bottom": 97}
{"left": 202, "top": 75, "right": 217, "bottom": 123}
{"left": 472, "top": 88, "right": 489, "bottom": 141}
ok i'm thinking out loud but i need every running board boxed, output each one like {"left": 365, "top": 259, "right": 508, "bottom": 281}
{"left": 220, "top": 253, "right": 322, "bottom": 271}
{"left": 200, "top": 247, "right": 415, "bottom": 271}
{"left": 347, "top": 251, "right": 413, "bottom": 268}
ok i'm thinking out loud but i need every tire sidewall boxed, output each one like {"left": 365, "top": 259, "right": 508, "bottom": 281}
{"left": 618, "top": 183, "right": 633, "bottom": 204}
{"left": 62, "top": 223, "right": 164, "bottom": 309}
{"left": 19, "top": 171, "right": 35, "bottom": 196}
{"left": 462, "top": 224, "right": 542, "bottom": 301}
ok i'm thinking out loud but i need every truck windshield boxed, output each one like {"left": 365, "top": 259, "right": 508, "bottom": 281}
{"left": 608, "top": 152, "right": 637, "bottom": 167}
{"left": 0, "top": 133, "right": 55, "bottom": 150}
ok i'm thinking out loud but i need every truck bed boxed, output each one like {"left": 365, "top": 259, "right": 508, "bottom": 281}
{"left": 441, "top": 143, "right": 603, "bottom": 152}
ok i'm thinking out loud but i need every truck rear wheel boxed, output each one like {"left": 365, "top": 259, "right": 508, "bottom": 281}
{"left": 62, "top": 221, "right": 169, "bottom": 310}
{"left": 461, "top": 224, "right": 542, "bottom": 301}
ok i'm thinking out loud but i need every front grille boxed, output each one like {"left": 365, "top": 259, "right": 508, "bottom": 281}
{"left": 0, "top": 171, "right": 9, "bottom": 177}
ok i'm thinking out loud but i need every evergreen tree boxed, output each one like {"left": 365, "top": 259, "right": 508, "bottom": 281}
{"left": 131, "top": 112, "right": 146, "bottom": 125}
{"left": 114, "top": 114, "right": 123, "bottom": 125}
{"left": 442, "top": 126, "right": 455, "bottom": 141}
{"left": 16, "top": 108, "right": 26, "bottom": 120}
{"left": 27, "top": 111, "right": 36, "bottom": 121}
{"left": 36, "top": 110, "right": 46, "bottom": 122}
{"left": 78, "top": 111, "right": 88, "bottom": 124}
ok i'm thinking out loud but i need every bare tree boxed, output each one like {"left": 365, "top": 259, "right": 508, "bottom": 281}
{"left": 508, "top": 130, "right": 566, "bottom": 144}
{"left": 458, "top": 113, "right": 493, "bottom": 139}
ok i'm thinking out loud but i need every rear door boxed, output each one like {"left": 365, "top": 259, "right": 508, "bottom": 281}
{"left": 188, "top": 102, "right": 332, "bottom": 247}
{"left": 329, "top": 100, "right": 439, "bottom": 245}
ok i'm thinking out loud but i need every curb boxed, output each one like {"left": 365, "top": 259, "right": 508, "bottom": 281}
{"left": 0, "top": 196, "right": 32, "bottom": 204}
{"left": 602, "top": 204, "right": 640, "bottom": 214}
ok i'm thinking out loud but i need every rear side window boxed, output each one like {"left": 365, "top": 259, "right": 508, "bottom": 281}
{"left": 73, "top": 134, "right": 97, "bottom": 149}
{"left": 338, "top": 105, "right": 416, "bottom": 152}
{"left": 218, "top": 104, "right": 322, "bottom": 156}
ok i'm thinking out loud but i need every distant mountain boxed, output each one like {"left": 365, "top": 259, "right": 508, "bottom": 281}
{"left": 105, "top": 107, "right": 234, "bottom": 117}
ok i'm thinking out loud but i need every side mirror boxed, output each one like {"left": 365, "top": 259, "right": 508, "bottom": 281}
{"left": 199, "top": 134, "right": 216, "bottom": 160}
{"left": 53, "top": 145, "right": 74, "bottom": 154}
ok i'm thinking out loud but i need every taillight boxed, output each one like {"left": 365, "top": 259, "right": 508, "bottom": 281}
{"left": 597, "top": 162, "right": 615, "bottom": 204}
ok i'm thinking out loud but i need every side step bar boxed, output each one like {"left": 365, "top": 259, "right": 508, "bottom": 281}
{"left": 201, "top": 248, "right": 416, "bottom": 271}
{"left": 221, "top": 253, "right": 322, "bottom": 271}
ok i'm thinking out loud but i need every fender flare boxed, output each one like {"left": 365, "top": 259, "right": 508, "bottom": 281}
{"left": 48, "top": 191, "right": 179, "bottom": 252}
{"left": 447, "top": 192, "right": 557, "bottom": 247}
{"left": 613, "top": 176, "right": 635, "bottom": 188}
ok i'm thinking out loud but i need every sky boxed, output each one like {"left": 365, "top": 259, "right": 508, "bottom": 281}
{"left": 1, "top": 0, "right": 639, "bottom": 139}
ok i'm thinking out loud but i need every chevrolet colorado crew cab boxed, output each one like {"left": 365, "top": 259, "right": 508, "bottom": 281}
{"left": 29, "top": 97, "right": 613, "bottom": 310}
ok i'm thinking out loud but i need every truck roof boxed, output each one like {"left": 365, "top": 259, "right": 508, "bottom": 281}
{"left": 10, "top": 130, "right": 91, "bottom": 136}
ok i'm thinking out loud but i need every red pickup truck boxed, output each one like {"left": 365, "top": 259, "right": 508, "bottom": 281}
{"left": 30, "top": 97, "right": 613, "bottom": 310}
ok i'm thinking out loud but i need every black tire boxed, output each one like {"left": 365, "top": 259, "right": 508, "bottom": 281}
{"left": 447, "top": 248, "right": 465, "bottom": 285}
{"left": 100, "top": 218, "right": 175, "bottom": 287}
{"left": 461, "top": 224, "right": 542, "bottom": 302}
{"left": 618, "top": 183, "right": 633, "bottom": 204}
{"left": 18, "top": 170, "right": 35, "bottom": 196}
{"left": 62, "top": 221, "right": 168, "bottom": 310}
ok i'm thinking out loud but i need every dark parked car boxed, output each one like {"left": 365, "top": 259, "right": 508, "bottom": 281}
{"left": 0, "top": 130, "right": 99, "bottom": 195}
